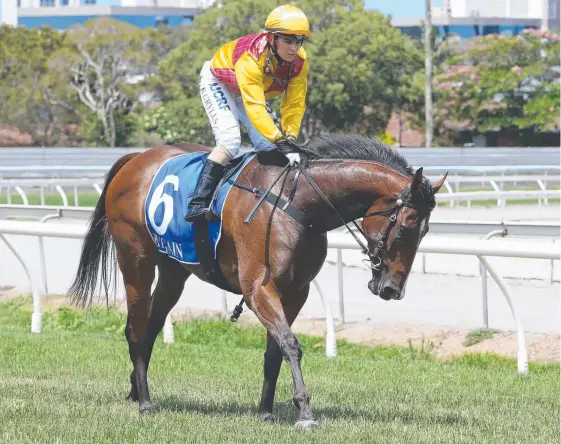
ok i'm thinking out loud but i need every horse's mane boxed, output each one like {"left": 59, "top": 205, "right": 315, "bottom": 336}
{"left": 300, "top": 134, "right": 414, "bottom": 177}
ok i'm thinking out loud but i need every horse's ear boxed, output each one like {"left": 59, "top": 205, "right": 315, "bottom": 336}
{"left": 432, "top": 172, "right": 448, "bottom": 194}
{"left": 411, "top": 167, "right": 423, "bottom": 192}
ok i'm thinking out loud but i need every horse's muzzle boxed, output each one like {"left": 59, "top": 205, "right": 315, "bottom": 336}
{"left": 368, "top": 276, "right": 404, "bottom": 301}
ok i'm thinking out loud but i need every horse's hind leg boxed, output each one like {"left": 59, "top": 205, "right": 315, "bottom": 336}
{"left": 247, "top": 281, "right": 317, "bottom": 429}
{"left": 126, "top": 256, "right": 191, "bottom": 402}
{"left": 116, "top": 242, "right": 158, "bottom": 414}
{"left": 259, "top": 284, "right": 310, "bottom": 422}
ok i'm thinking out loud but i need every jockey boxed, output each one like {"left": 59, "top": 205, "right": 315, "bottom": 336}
{"left": 184, "top": 4, "right": 311, "bottom": 222}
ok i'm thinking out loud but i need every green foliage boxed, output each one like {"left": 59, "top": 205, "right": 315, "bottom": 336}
{"left": 127, "top": 123, "right": 166, "bottom": 148}
{"left": 406, "top": 337, "right": 437, "bottom": 360}
{"left": 463, "top": 328, "right": 500, "bottom": 346}
{"left": 143, "top": 99, "right": 213, "bottom": 145}
{"left": 43, "top": 306, "right": 126, "bottom": 334}
{"left": 47, "top": 18, "right": 160, "bottom": 146}
{"left": 45, "top": 307, "right": 85, "bottom": 331}
{"left": 78, "top": 110, "right": 139, "bottom": 147}
{"left": 434, "top": 29, "right": 561, "bottom": 138}
{"left": 0, "top": 295, "right": 33, "bottom": 329}
{"left": 304, "top": 3, "right": 423, "bottom": 135}
{"left": 0, "top": 297, "right": 126, "bottom": 335}
{"left": 0, "top": 24, "right": 77, "bottom": 146}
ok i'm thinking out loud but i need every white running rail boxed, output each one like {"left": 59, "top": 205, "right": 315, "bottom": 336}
{"left": 1, "top": 220, "right": 559, "bottom": 373}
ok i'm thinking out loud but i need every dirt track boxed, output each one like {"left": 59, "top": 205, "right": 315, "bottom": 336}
{"left": 173, "top": 306, "right": 561, "bottom": 364}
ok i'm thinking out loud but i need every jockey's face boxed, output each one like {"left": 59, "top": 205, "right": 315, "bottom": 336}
{"left": 270, "top": 34, "right": 302, "bottom": 62}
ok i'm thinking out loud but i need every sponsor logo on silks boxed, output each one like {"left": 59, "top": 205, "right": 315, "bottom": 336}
{"left": 209, "top": 83, "right": 231, "bottom": 111}
{"left": 151, "top": 233, "right": 184, "bottom": 260}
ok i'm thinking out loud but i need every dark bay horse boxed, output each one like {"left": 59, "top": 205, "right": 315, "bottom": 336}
{"left": 68, "top": 134, "right": 446, "bottom": 429}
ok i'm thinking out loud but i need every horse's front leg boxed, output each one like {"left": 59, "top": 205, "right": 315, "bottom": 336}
{"left": 249, "top": 280, "right": 317, "bottom": 429}
{"left": 258, "top": 284, "right": 310, "bottom": 422}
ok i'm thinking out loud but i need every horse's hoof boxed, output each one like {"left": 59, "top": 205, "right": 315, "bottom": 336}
{"left": 260, "top": 412, "right": 276, "bottom": 422}
{"left": 139, "top": 403, "right": 155, "bottom": 415}
{"left": 294, "top": 419, "right": 319, "bottom": 430}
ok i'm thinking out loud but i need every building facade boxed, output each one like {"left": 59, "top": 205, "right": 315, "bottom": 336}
{"left": 366, "top": 0, "right": 560, "bottom": 37}
{"left": 16, "top": 0, "right": 213, "bottom": 29}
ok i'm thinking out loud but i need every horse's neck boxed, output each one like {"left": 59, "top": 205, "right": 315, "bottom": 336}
{"left": 302, "top": 161, "right": 408, "bottom": 228}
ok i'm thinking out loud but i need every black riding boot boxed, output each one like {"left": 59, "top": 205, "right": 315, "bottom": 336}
{"left": 184, "top": 158, "right": 225, "bottom": 222}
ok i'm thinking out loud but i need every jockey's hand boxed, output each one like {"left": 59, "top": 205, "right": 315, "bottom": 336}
{"left": 285, "top": 152, "right": 301, "bottom": 166}
{"left": 275, "top": 135, "right": 306, "bottom": 154}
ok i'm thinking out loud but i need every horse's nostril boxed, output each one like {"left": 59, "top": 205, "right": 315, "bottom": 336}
{"left": 380, "top": 286, "right": 399, "bottom": 301}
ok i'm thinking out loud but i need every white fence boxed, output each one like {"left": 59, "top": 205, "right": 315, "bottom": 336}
{"left": 0, "top": 176, "right": 559, "bottom": 209}
{"left": 1, "top": 219, "right": 559, "bottom": 374}
{"left": 428, "top": 174, "right": 560, "bottom": 207}
{"left": 1, "top": 203, "right": 560, "bottom": 237}
{"left": 437, "top": 190, "right": 560, "bottom": 208}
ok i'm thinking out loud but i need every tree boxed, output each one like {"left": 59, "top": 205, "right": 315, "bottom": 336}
{"left": 49, "top": 18, "right": 157, "bottom": 147}
{"left": 395, "top": 30, "right": 455, "bottom": 145}
{"left": 434, "top": 29, "right": 561, "bottom": 140}
{"left": 393, "top": 70, "right": 425, "bottom": 146}
{"left": 0, "top": 25, "right": 74, "bottom": 146}
{"left": 303, "top": 3, "right": 423, "bottom": 137}
{"left": 155, "top": 0, "right": 424, "bottom": 143}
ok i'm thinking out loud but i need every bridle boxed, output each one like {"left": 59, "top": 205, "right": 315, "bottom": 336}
{"left": 360, "top": 184, "right": 433, "bottom": 270}
{"left": 298, "top": 166, "right": 433, "bottom": 271}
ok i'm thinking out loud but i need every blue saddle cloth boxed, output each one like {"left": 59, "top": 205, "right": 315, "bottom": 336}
{"left": 145, "top": 151, "right": 256, "bottom": 264}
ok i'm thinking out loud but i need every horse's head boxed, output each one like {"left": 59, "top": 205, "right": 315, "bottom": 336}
{"left": 361, "top": 168, "right": 447, "bottom": 301}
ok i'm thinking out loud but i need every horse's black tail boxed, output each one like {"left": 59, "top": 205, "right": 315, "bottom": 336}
{"left": 68, "top": 153, "right": 140, "bottom": 308}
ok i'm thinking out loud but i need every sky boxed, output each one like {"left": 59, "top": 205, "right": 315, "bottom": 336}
{"left": 364, "top": 0, "right": 445, "bottom": 18}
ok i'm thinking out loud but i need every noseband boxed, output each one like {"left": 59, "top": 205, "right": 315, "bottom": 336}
{"left": 360, "top": 184, "right": 428, "bottom": 270}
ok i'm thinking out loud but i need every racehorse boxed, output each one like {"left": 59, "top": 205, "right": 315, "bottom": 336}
{"left": 68, "top": 134, "right": 446, "bottom": 429}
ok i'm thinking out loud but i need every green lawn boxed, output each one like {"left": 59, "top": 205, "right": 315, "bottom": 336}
{"left": 0, "top": 298, "right": 558, "bottom": 443}
{"left": 0, "top": 191, "right": 100, "bottom": 207}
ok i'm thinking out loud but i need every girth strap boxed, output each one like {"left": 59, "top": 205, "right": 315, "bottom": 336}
{"left": 193, "top": 218, "right": 233, "bottom": 292}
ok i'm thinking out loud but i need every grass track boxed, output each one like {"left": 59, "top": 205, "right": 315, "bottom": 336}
{"left": 0, "top": 299, "right": 559, "bottom": 443}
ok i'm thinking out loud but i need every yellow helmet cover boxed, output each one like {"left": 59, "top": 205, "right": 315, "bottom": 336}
{"left": 264, "top": 4, "right": 310, "bottom": 38}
